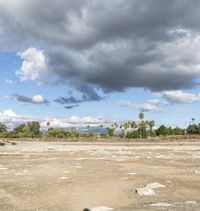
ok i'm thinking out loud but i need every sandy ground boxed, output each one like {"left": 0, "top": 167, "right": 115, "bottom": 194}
{"left": 0, "top": 141, "right": 200, "bottom": 211}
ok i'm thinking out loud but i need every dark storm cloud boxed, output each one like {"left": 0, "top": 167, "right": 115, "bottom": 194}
{"left": 55, "top": 91, "right": 103, "bottom": 107}
{"left": 13, "top": 93, "right": 49, "bottom": 105}
{"left": 64, "top": 105, "right": 79, "bottom": 109}
{"left": 1, "top": 0, "right": 200, "bottom": 101}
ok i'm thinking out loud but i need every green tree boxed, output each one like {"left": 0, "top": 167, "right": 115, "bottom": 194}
{"left": 107, "top": 123, "right": 118, "bottom": 137}
{"left": 0, "top": 123, "right": 7, "bottom": 133}
{"left": 187, "top": 124, "right": 200, "bottom": 135}
{"left": 11, "top": 124, "right": 26, "bottom": 137}
{"left": 131, "top": 121, "right": 137, "bottom": 130}
{"left": 156, "top": 125, "right": 167, "bottom": 136}
{"left": 69, "top": 127, "right": 79, "bottom": 138}
{"left": 0, "top": 123, "right": 9, "bottom": 138}
{"left": 27, "top": 121, "right": 40, "bottom": 137}
{"left": 47, "top": 129, "right": 67, "bottom": 138}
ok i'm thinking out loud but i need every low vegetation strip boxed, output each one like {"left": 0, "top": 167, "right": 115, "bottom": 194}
{"left": 0, "top": 113, "right": 199, "bottom": 141}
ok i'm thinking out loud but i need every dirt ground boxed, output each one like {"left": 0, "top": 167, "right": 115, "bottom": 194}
{"left": 0, "top": 141, "right": 200, "bottom": 211}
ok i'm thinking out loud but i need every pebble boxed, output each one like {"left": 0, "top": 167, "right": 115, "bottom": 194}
{"left": 125, "top": 173, "right": 136, "bottom": 175}
{"left": 60, "top": 177, "right": 68, "bottom": 180}
{"left": 136, "top": 182, "right": 166, "bottom": 196}
{"left": 146, "top": 183, "right": 166, "bottom": 189}
{"left": 91, "top": 206, "right": 113, "bottom": 211}
{"left": 136, "top": 187, "right": 155, "bottom": 196}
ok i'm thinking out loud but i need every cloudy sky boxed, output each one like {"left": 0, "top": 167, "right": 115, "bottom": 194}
{"left": 1, "top": 0, "right": 200, "bottom": 129}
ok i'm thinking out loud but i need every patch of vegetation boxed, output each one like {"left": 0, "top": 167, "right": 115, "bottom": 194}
{"left": 0, "top": 113, "right": 199, "bottom": 141}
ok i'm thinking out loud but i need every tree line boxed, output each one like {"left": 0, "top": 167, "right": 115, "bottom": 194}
{"left": 0, "top": 113, "right": 199, "bottom": 139}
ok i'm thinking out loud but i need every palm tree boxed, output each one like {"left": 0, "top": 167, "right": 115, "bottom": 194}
{"left": 46, "top": 121, "right": 51, "bottom": 139}
{"left": 191, "top": 118, "right": 195, "bottom": 124}
{"left": 114, "top": 122, "right": 118, "bottom": 128}
{"left": 149, "top": 120, "right": 155, "bottom": 137}
{"left": 139, "top": 112, "right": 144, "bottom": 138}
{"left": 87, "top": 125, "right": 91, "bottom": 131}
{"left": 123, "top": 122, "right": 130, "bottom": 139}
{"left": 99, "top": 124, "right": 104, "bottom": 128}
{"left": 47, "top": 121, "right": 50, "bottom": 130}
{"left": 139, "top": 112, "right": 144, "bottom": 122}
{"left": 131, "top": 121, "right": 137, "bottom": 130}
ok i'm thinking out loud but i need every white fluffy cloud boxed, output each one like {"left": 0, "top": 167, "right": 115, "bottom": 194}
{"left": 5, "top": 79, "right": 13, "bottom": 84}
{"left": 16, "top": 48, "right": 49, "bottom": 81}
{"left": 163, "top": 90, "right": 200, "bottom": 104}
{"left": 118, "top": 99, "right": 164, "bottom": 113}
{"left": 0, "top": 109, "right": 115, "bottom": 130}
{"left": 31, "top": 95, "right": 47, "bottom": 104}
{"left": 0, "top": 109, "right": 38, "bottom": 129}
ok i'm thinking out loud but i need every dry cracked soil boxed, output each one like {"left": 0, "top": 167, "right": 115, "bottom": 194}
{"left": 0, "top": 141, "right": 200, "bottom": 211}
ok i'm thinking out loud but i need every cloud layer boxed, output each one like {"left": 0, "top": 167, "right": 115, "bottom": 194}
{"left": 118, "top": 99, "right": 164, "bottom": 112}
{"left": 0, "top": 109, "right": 116, "bottom": 130}
{"left": 1, "top": 1, "right": 200, "bottom": 102}
{"left": 163, "top": 90, "right": 200, "bottom": 104}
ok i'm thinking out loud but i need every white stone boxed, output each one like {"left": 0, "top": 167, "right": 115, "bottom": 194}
{"left": 184, "top": 201, "right": 197, "bottom": 205}
{"left": 91, "top": 206, "right": 113, "bottom": 211}
{"left": 59, "top": 177, "right": 68, "bottom": 180}
{"left": 125, "top": 173, "right": 136, "bottom": 175}
{"left": 149, "top": 202, "right": 174, "bottom": 207}
{"left": 146, "top": 183, "right": 166, "bottom": 189}
{"left": 136, "top": 187, "right": 155, "bottom": 196}
{"left": 0, "top": 167, "right": 8, "bottom": 170}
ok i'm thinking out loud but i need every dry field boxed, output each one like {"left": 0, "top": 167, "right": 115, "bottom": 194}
{"left": 0, "top": 141, "right": 200, "bottom": 211}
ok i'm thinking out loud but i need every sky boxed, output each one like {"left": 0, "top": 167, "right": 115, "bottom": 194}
{"left": 1, "top": 0, "right": 200, "bottom": 129}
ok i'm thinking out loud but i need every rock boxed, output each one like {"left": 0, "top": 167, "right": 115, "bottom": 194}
{"left": 146, "top": 182, "right": 166, "bottom": 189}
{"left": 0, "top": 141, "right": 5, "bottom": 146}
{"left": 136, "top": 182, "right": 165, "bottom": 196}
{"left": 136, "top": 187, "right": 155, "bottom": 196}
{"left": 91, "top": 206, "right": 114, "bottom": 211}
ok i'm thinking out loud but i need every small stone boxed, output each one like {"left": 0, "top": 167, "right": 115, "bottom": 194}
{"left": 125, "top": 173, "right": 136, "bottom": 175}
{"left": 146, "top": 183, "right": 166, "bottom": 189}
{"left": 91, "top": 206, "right": 113, "bottom": 211}
{"left": 136, "top": 182, "right": 165, "bottom": 196}
{"left": 136, "top": 187, "right": 155, "bottom": 196}
{"left": 59, "top": 177, "right": 68, "bottom": 180}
